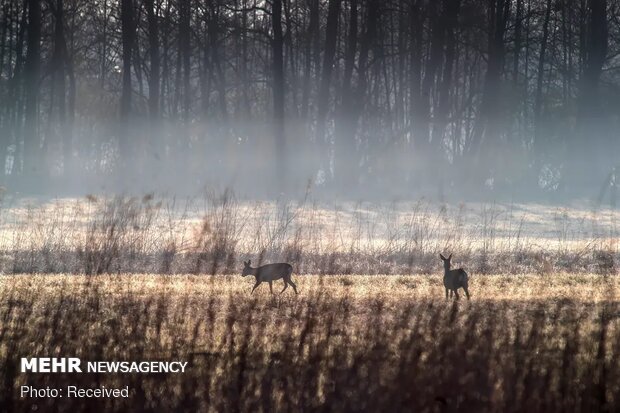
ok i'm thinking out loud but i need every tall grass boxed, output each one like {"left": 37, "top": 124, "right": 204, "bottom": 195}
{"left": 0, "top": 275, "right": 618, "bottom": 412}
{"left": 0, "top": 191, "right": 617, "bottom": 275}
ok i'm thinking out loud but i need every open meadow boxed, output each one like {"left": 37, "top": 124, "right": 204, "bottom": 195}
{"left": 1, "top": 273, "right": 619, "bottom": 412}
{"left": 0, "top": 196, "right": 619, "bottom": 412}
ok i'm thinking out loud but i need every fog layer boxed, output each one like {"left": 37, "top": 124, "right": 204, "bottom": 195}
{"left": 0, "top": 0, "right": 618, "bottom": 201}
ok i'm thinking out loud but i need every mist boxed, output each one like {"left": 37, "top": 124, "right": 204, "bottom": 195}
{"left": 0, "top": 0, "right": 618, "bottom": 203}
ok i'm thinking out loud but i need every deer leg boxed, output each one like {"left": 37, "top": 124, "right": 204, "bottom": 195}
{"left": 269, "top": 281, "right": 274, "bottom": 294}
{"left": 251, "top": 281, "right": 261, "bottom": 294}
{"left": 280, "top": 279, "right": 288, "bottom": 294}
{"left": 289, "top": 279, "right": 299, "bottom": 294}
{"left": 464, "top": 287, "right": 470, "bottom": 300}
{"left": 445, "top": 288, "right": 449, "bottom": 299}
{"left": 453, "top": 289, "right": 460, "bottom": 300}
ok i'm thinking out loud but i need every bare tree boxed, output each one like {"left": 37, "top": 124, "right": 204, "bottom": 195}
{"left": 23, "top": 0, "right": 41, "bottom": 180}
{"left": 272, "top": 0, "right": 286, "bottom": 190}
{"left": 119, "top": 0, "right": 136, "bottom": 171}
{"left": 315, "top": 0, "right": 341, "bottom": 177}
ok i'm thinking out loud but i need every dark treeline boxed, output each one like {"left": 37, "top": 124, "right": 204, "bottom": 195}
{"left": 0, "top": 0, "right": 619, "bottom": 199}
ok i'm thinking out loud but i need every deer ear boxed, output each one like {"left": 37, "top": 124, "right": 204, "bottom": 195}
{"left": 439, "top": 254, "right": 446, "bottom": 260}
{"left": 248, "top": 260, "right": 251, "bottom": 265}
{"left": 243, "top": 260, "right": 249, "bottom": 266}
{"left": 448, "top": 254, "right": 452, "bottom": 260}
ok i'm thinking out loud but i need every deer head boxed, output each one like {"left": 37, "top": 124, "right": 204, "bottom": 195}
{"left": 241, "top": 260, "right": 253, "bottom": 277}
{"left": 439, "top": 254, "right": 452, "bottom": 271}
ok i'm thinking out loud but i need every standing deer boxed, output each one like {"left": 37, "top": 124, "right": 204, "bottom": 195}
{"left": 241, "top": 260, "right": 298, "bottom": 294}
{"left": 440, "top": 254, "right": 470, "bottom": 300}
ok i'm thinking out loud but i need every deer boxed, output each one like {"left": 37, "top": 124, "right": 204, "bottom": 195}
{"left": 440, "top": 254, "right": 470, "bottom": 300}
{"left": 241, "top": 260, "right": 298, "bottom": 295}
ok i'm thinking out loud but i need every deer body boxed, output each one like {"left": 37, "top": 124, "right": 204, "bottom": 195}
{"left": 242, "top": 261, "right": 298, "bottom": 294}
{"left": 440, "top": 254, "right": 470, "bottom": 300}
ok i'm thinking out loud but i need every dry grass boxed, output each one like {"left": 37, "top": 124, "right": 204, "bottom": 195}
{"left": 1, "top": 274, "right": 619, "bottom": 412}
{"left": 1, "top": 192, "right": 619, "bottom": 411}
{"left": 0, "top": 193, "right": 618, "bottom": 275}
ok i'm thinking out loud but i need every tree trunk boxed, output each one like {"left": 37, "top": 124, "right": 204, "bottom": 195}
{"left": 272, "top": 0, "right": 286, "bottom": 191}
{"left": 120, "top": 0, "right": 135, "bottom": 173}
{"left": 100, "top": 0, "right": 108, "bottom": 89}
{"left": 179, "top": 0, "right": 190, "bottom": 122}
{"left": 177, "top": 0, "right": 190, "bottom": 170}
{"left": 533, "top": 0, "right": 552, "bottom": 172}
{"left": 566, "top": 0, "right": 608, "bottom": 194}
{"left": 0, "top": 2, "right": 9, "bottom": 180}
{"left": 145, "top": 0, "right": 162, "bottom": 174}
{"left": 23, "top": 0, "right": 41, "bottom": 181}
{"left": 50, "top": 0, "right": 74, "bottom": 176}
{"left": 146, "top": 0, "right": 160, "bottom": 120}
{"left": 466, "top": 0, "right": 510, "bottom": 190}
{"left": 434, "top": 0, "right": 462, "bottom": 197}
{"left": 8, "top": 2, "right": 28, "bottom": 179}
{"left": 334, "top": 0, "right": 358, "bottom": 186}
{"left": 408, "top": 0, "right": 424, "bottom": 182}
{"left": 335, "top": 0, "right": 379, "bottom": 188}
{"left": 420, "top": 0, "right": 444, "bottom": 163}
{"left": 315, "top": 0, "right": 341, "bottom": 178}
{"left": 207, "top": 5, "right": 228, "bottom": 123}
{"left": 301, "top": 0, "right": 319, "bottom": 120}
{"left": 513, "top": 0, "right": 523, "bottom": 85}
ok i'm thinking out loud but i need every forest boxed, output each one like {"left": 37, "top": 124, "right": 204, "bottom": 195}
{"left": 0, "top": 0, "right": 618, "bottom": 198}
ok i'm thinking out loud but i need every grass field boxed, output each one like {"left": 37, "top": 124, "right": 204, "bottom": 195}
{"left": 0, "top": 194, "right": 619, "bottom": 411}
{"left": 0, "top": 194, "right": 618, "bottom": 276}
{"left": 1, "top": 273, "right": 619, "bottom": 412}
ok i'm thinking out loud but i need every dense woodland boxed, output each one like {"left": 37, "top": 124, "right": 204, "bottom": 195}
{"left": 0, "top": 0, "right": 619, "bottom": 198}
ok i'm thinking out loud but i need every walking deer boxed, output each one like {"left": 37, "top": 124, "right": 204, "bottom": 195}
{"left": 440, "top": 254, "right": 470, "bottom": 300}
{"left": 241, "top": 260, "right": 298, "bottom": 294}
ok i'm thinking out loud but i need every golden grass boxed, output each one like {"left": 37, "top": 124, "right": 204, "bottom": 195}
{"left": 1, "top": 273, "right": 619, "bottom": 412}
{"left": 4, "top": 272, "right": 617, "bottom": 303}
